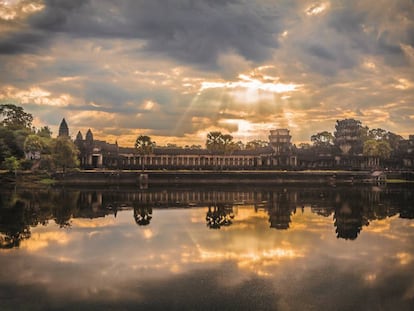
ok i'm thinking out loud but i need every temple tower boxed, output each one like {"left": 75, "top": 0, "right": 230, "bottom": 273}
{"left": 58, "top": 118, "right": 69, "bottom": 137}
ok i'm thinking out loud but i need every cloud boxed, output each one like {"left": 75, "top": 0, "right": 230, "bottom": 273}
{"left": 0, "top": 0, "right": 283, "bottom": 70}
{"left": 0, "top": 0, "right": 413, "bottom": 145}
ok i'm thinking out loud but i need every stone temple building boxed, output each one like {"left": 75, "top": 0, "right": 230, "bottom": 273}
{"left": 58, "top": 119, "right": 414, "bottom": 170}
{"left": 59, "top": 119, "right": 296, "bottom": 170}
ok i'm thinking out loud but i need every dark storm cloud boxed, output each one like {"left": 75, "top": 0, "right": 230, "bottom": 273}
{"left": 0, "top": 30, "right": 48, "bottom": 54}
{"left": 326, "top": 3, "right": 411, "bottom": 66}
{"left": 1, "top": 0, "right": 413, "bottom": 143}
{"left": 8, "top": 0, "right": 284, "bottom": 69}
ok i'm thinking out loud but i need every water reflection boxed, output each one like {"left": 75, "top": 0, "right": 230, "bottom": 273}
{"left": 206, "top": 203, "right": 235, "bottom": 229}
{"left": 133, "top": 206, "right": 153, "bottom": 226}
{"left": 0, "top": 185, "right": 413, "bottom": 248}
{"left": 1, "top": 184, "right": 414, "bottom": 310}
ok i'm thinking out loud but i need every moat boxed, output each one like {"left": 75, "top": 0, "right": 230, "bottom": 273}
{"left": 1, "top": 184, "right": 413, "bottom": 310}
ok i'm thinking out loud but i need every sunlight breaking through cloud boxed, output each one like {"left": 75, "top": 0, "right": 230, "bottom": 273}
{"left": 200, "top": 74, "right": 300, "bottom": 94}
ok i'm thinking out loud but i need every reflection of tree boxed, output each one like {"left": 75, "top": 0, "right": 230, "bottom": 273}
{"left": 206, "top": 203, "right": 234, "bottom": 229}
{"left": 0, "top": 200, "right": 31, "bottom": 248}
{"left": 133, "top": 206, "right": 153, "bottom": 226}
{"left": 400, "top": 204, "right": 414, "bottom": 219}
{"left": 52, "top": 190, "right": 79, "bottom": 228}
{"left": 397, "top": 188, "right": 414, "bottom": 220}
{"left": 334, "top": 202, "right": 368, "bottom": 240}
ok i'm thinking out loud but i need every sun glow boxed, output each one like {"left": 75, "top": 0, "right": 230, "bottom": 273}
{"left": 200, "top": 74, "right": 299, "bottom": 94}
{"left": 306, "top": 2, "right": 330, "bottom": 16}
{"left": 0, "top": 86, "right": 71, "bottom": 107}
{"left": 198, "top": 246, "right": 304, "bottom": 276}
{"left": 0, "top": 0, "right": 44, "bottom": 20}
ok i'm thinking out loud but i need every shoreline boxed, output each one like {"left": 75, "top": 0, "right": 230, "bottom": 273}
{"left": 2, "top": 169, "right": 413, "bottom": 187}
{"left": 51, "top": 169, "right": 414, "bottom": 186}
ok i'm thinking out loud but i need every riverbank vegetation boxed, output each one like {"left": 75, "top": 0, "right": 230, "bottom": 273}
{"left": 1, "top": 104, "right": 79, "bottom": 177}
{"left": 1, "top": 103, "right": 413, "bottom": 181}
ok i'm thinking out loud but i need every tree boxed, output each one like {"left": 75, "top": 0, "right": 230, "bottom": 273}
{"left": 0, "top": 105, "right": 33, "bottom": 162}
{"left": 246, "top": 140, "right": 268, "bottom": 150}
{"left": 222, "top": 134, "right": 237, "bottom": 155}
{"left": 134, "top": 135, "right": 155, "bottom": 171}
{"left": 377, "top": 141, "right": 392, "bottom": 159}
{"left": 367, "top": 128, "right": 403, "bottom": 154}
{"left": 190, "top": 144, "right": 202, "bottom": 149}
{"left": 52, "top": 137, "right": 79, "bottom": 173}
{"left": 363, "top": 139, "right": 377, "bottom": 157}
{"left": 0, "top": 136, "right": 11, "bottom": 163}
{"left": 368, "top": 128, "right": 388, "bottom": 141}
{"left": 311, "top": 131, "right": 334, "bottom": 147}
{"left": 205, "top": 132, "right": 238, "bottom": 154}
{"left": 311, "top": 131, "right": 335, "bottom": 155}
{"left": 0, "top": 104, "right": 33, "bottom": 130}
{"left": 206, "top": 131, "right": 224, "bottom": 153}
{"left": 298, "top": 143, "right": 311, "bottom": 150}
{"left": 37, "top": 126, "right": 52, "bottom": 138}
{"left": 384, "top": 131, "right": 403, "bottom": 151}
{"left": 363, "top": 139, "right": 391, "bottom": 159}
{"left": 24, "top": 134, "right": 45, "bottom": 159}
{"left": 3, "top": 156, "right": 20, "bottom": 176}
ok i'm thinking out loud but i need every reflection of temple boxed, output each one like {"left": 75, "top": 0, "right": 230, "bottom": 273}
{"left": 1, "top": 186, "right": 413, "bottom": 247}
{"left": 265, "top": 190, "right": 296, "bottom": 230}
{"left": 333, "top": 202, "right": 367, "bottom": 240}
{"left": 206, "top": 203, "right": 234, "bottom": 229}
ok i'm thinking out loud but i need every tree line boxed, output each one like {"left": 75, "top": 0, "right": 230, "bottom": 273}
{"left": 304, "top": 119, "right": 405, "bottom": 159}
{"left": 1, "top": 104, "right": 410, "bottom": 173}
{"left": 0, "top": 104, "right": 79, "bottom": 173}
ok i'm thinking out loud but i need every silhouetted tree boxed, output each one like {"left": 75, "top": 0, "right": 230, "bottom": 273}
{"left": 134, "top": 135, "right": 155, "bottom": 171}
{"left": 0, "top": 104, "right": 33, "bottom": 130}
{"left": 206, "top": 203, "right": 234, "bottom": 229}
{"left": 133, "top": 206, "right": 153, "bottom": 226}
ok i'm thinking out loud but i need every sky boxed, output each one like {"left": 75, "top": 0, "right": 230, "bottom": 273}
{"left": 0, "top": 0, "right": 413, "bottom": 147}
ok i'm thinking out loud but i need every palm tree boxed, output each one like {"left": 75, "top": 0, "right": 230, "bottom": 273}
{"left": 134, "top": 135, "right": 154, "bottom": 171}
{"left": 222, "top": 134, "right": 237, "bottom": 155}
{"left": 206, "top": 131, "right": 224, "bottom": 153}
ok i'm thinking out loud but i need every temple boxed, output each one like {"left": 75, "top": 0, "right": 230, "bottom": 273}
{"left": 59, "top": 119, "right": 414, "bottom": 170}
{"left": 58, "top": 118, "right": 69, "bottom": 137}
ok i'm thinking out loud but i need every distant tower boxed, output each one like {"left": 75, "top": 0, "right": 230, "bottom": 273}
{"left": 85, "top": 129, "right": 94, "bottom": 143}
{"left": 268, "top": 129, "right": 292, "bottom": 155}
{"left": 58, "top": 118, "right": 69, "bottom": 137}
{"left": 74, "top": 131, "right": 83, "bottom": 148}
{"left": 75, "top": 131, "right": 83, "bottom": 142}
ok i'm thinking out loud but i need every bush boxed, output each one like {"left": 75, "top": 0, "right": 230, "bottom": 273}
{"left": 19, "top": 159, "right": 33, "bottom": 170}
{"left": 3, "top": 156, "right": 19, "bottom": 173}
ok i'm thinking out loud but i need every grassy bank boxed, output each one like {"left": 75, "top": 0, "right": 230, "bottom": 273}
{"left": 0, "top": 170, "right": 55, "bottom": 187}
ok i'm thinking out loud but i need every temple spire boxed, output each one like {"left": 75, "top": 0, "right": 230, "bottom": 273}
{"left": 86, "top": 129, "right": 93, "bottom": 142}
{"left": 58, "top": 118, "right": 69, "bottom": 137}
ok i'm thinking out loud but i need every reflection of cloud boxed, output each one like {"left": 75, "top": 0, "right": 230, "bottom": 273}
{"left": 21, "top": 231, "right": 70, "bottom": 252}
{"left": 395, "top": 252, "right": 412, "bottom": 265}
{"left": 71, "top": 218, "right": 116, "bottom": 228}
{"left": 198, "top": 246, "right": 304, "bottom": 277}
{"left": 142, "top": 228, "right": 153, "bottom": 240}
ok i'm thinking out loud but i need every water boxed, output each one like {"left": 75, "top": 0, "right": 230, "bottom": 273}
{"left": 0, "top": 184, "right": 413, "bottom": 310}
